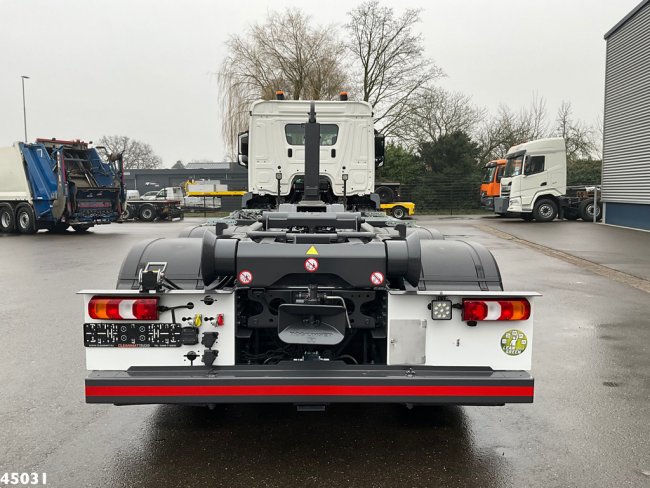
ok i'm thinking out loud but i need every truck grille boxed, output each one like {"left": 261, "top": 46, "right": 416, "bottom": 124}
{"left": 501, "top": 186, "right": 510, "bottom": 198}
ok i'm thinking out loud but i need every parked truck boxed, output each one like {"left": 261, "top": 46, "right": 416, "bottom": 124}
{"left": 480, "top": 159, "right": 506, "bottom": 212}
{"left": 122, "top": 186, "right": 184, "bottom": 221}
{"left": 0, "top": 139, "right": 124, "bottom": 234}
{"left": 183, "top": 180, "right": 247, "bottom": 211}
{"left": 494, "top": 138, "right": 601, "bottom": 222}
{"left": 82, "top": 98, "right": 537, "bottom": 409}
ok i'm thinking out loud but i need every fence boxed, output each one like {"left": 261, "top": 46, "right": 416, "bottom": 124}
{"left": 396, "top": 180, "right": 486, "bottom": 215}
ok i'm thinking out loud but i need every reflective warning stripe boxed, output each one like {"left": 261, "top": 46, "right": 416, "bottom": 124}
{"left": 86, "top": 384, "right": 534, "bottom": 398}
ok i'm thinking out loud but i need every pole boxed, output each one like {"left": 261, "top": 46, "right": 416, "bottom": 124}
{"left": 21, "top": 75, "right": 30, "bottom": 142}
{"left": 593, "top": 186, "right": 598, "bottom": 223}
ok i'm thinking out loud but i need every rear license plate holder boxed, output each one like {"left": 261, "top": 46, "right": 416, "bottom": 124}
{"left": 84, "top": 322, "right": 181, "bottom": 347}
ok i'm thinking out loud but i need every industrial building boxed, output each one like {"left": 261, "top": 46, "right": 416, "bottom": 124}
{"left": 602, "top": 0, "right": 650, "bottom": 230}
{"left": 123, "top": 163, "right": 247, "bottom": 194}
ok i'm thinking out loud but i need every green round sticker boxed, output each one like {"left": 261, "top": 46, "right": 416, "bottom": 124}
{"left": 501, "top": 329, "right": 528, "bottom": 356}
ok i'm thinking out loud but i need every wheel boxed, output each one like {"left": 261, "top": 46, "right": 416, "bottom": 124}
{"left": 122, "top": 204, "right": 134, "bottom": 220}
{"left": 0, "top": 204, "right": 15, "bottom": 233}
{"left": 564, "top": 208, "right": 579, "bottom": 220}
{"left": 579, "top": 200, "right": 602, "bottom": 221}
{"left": 521, "top": 214, "right": 534, "bottom": 221}
{"left": 72, "top": 225, "right": 91, "bottom": 232}
{"left": 139, "top": 205, "right": 156, "bottom": 222}
{"left": 390, "top": 205, "right": 407, "bottom": 219}
{"left": 16, "top": 204, "right": 37, "bottom": 234}
{"left": 532, "top": 199, "right": 558, "bottom": 222}
{"left": 375, "top": 186, "right": 395, "bottom": 204}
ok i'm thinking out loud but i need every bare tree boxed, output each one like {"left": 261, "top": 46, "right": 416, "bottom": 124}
{"left": 476, "top": 96, "right": 548, "bottom": 163}
{"left": 593, "top": 111, "right": 604, "bottom": 160}
{"left": 97, "top": 135, "right": 162, "bottom": 170}
{"left": 554, "top": 101, "right": 597, "bottom": 162}
{"left": 346, "top": 1, "right": 443, "bottom": 136}
{"left": 217, "top": 9, "right": 348, "bottom": 158}
{"left": 397, "top": 86, "right": 485, "bottom": 146}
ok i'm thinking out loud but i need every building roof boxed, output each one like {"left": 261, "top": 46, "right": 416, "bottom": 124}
{"left": 185, "top": 161, "right": 231, "bottom": 170}
{"left": 604, "top": 0, "right": 650, "bottom": 39}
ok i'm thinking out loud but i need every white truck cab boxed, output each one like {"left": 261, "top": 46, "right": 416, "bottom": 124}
{"left": 237, "top": 98, "right": 385, "bottom": 209}
{"left": 495, "top": 138, "right": 567, "bottom": 221}
{"left": 152, "top": 187, "right": 184, "bottom": 202}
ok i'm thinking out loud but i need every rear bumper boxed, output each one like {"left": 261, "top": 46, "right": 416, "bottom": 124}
{"left": 86, "top": 365, "right": 533, "bottom": 405}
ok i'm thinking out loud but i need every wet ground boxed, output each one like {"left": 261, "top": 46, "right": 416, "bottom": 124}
{"left": 1, "top": 216, "right": 649, "bottom": 487}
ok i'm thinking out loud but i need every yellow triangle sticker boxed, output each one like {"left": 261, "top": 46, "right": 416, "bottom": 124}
{"left": 306, "top": 246, "right": 319, "bottom": 256}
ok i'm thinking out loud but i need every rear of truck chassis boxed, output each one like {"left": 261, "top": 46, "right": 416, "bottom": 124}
{"left": 82, "top": 102, "right": 536, "bottom": 408}
{"left": 82, "top": 223, "right": 537, "bottom": 407}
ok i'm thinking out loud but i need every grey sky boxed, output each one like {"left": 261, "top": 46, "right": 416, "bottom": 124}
{"left": 0, "top": 0, "right": 640, "bottom": 165}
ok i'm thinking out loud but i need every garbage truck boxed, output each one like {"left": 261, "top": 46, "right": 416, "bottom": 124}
{"left": 81, "top": 99, "right": 538, "bottom": 409}
{"left": 0, "top": 139, "right": 125, "bottom": 233}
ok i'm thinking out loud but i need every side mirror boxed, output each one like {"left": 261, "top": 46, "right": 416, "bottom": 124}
{"left": 374, "top": 131, "right": 385, "bottom": 168}
{"left": 238, "top": 131, "right": 249, "bottom": 168}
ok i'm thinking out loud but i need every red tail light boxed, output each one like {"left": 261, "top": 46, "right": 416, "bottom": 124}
{"left": 462, "top": 298, "right": 530, "bottom": 321}
{"left": 88, "top": 296, "right": 159, "bottom": 320}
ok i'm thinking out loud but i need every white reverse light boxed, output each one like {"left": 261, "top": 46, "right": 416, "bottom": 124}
{"left": 431, "top": 300, "right": 452, "bottom": 320}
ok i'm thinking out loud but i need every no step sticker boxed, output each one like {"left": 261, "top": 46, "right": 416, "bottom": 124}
{"left": 238, "top": 270, "right": 253, "bottom": 285}
{"left": 304, "top": 258, "right": 319, "bottom": 272}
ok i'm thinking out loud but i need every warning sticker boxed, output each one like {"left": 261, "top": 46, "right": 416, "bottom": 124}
{"left": 304, "top": 258, "right": 319, "bottom": 272}
{"left": 370, "top": 271, "right": 385, "bottom": 286}
{"left": 306, "top": 246, "right": 319, "bottom": 255}
{"left": 501, "top": 329, "right": 528, "bottom": 356}
{"left": 238, "top": 270, "right": 253, "bottom": 285}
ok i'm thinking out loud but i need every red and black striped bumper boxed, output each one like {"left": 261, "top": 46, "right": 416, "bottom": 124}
{"left": 85, "top": 365, "right": 534, "bottom": 405}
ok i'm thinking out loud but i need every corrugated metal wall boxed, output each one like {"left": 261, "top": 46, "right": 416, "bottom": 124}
{"left": 603, "top": 2, "right": 650, "bottom": 204}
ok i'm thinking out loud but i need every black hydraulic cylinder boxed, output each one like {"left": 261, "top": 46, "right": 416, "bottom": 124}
{"left": 303, "top": 102, "right": 320, "bottom": 201}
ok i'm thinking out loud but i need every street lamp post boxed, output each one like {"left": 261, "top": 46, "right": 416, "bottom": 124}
{"left": 21, "top": 75, "right": 30, "bottom": 143}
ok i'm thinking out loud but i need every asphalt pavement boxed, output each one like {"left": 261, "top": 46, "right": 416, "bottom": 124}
{"left": 1, "top": 217, "right": 648, "bottom": 488}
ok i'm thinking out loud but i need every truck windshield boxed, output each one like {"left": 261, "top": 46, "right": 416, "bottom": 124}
{"left": 482, "top": 165, "right": 496, "bottom": 183}
{"left": 504, "top": 155, "right": 524, "bottom": 177}
{"left": 285, "top": 124, "right": 339, "bottom": 146}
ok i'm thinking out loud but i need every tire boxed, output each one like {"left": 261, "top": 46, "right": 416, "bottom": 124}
{"left": 532, "top": 199, "right": 558, "bottom": 222}
{"left": 521, "top": 214, "right": 534, "bottom": 221}
{"left": 72, "top": 225, "right": 91, "bottom": 232}
{"left": 375, "top": 186, "right": 395, "bottom": 204}
{"left": 0, "top": 204, "right": 15, "bottom": 233}
{"left": 16, "top": 204, "right": 37, "bottom": 234}
{"left": 139, "top": 205, "right": 156, "bottom": 222}
{"left": 122, "top": 204, "right": 134, "bottom": 220}
{"left": 391, "top": 205, "right": 407, "bottom": 219}
{"left": 579, "top": 200, "right": 602, "bottom": 222}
